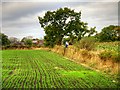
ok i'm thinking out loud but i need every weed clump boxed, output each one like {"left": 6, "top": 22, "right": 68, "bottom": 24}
{"left": 80, "top": 49, "right": 92, "bottom": 59}
{"left": 99, "top": 50, "right": 119, "bottom": 62}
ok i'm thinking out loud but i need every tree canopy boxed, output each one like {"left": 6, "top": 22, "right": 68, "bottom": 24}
{"left": 21, "top": 37, "right": 33, "bottom": 47}
{"left": 38, "top": 7, "right": 97, "bottom": 47}
{"left": 0, "top": 33, "right": 10, "bottom": 46}
{"left": 96, "top": 25, "right": 120, "bottom": 42}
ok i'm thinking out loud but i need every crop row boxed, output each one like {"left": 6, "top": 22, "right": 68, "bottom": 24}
{"left": 96, "top": 42, "right": 118, "bottom": 52}
{"left": 2, "top": 50, "right": 118, "bottom": 88}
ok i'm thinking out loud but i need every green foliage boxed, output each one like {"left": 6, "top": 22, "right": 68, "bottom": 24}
{"left": 111, "top": 52, "right": 120, "bottom": 62}
{"left": 0, "top": 33, "right": 10, "bottom": 46}
{"left": 2, "top": 50, "right": 118, "bottom": 88}
{"left": 94, "top": 36, "right": 119, "bottom": 63}
{"left": 96, "top": 42, "right": 118, "bottom": 52}
{"left": 43, "top": 35, "right": 55, "bottom": 48}
{"left": 99, "top": 51, "right": 112, "bottom": 60}
{"left": 24, "top": 39, "right": 32, "bottom": 48}
{"left": 21, "top": 37, "right": 33, "bottom": 48}
{"left": 75, "top": 37, "right": 96, "bottom": 51}
{"left": 38, "top": 7, "right": 97, "bottom": 47}
{"left": 96, "top": 25, "right": 120, "bottom": 42}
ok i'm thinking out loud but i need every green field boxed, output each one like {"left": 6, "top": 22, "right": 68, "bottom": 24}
{"left": 2, "top": 50, "right": 119, "bottom": 88}
{"left": 96, "top": 42, "right": 119, "bottom": 52}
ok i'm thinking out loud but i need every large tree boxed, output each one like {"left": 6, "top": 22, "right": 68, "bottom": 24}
{"left": 38, "top": 7, "right": 96, "bottom": 47}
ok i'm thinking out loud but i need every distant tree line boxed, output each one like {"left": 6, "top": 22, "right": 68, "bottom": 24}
{"left": 96, "top": 25, "right": 120, "bottom": 42}
{"left": 0, "top": 34, "right": 44, "bottom": 49}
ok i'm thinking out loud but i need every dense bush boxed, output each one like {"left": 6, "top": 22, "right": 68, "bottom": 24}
{"left": 99, "top": 51, "right": 112, "bottom": 60}
{"left": 75, "top": 37, "right": 96, "bottom": 51}
{"left": 111, "top": 52, "right": 119, "bottom": 62}
{"left": 24, "top": 39, "right": 33, "bottom": 48}
{"left": 99, "top": 50, "right": 119, "bottom": 62}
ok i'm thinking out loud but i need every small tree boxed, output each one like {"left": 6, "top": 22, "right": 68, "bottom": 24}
{"left": 0, "top": 33, "right": 10, "bottom": 46}
{"left": 24, "top": 39, "right": 32, "bottom": 48}
{"left": 21, "top": 37, "right": 33, "bottom": 48}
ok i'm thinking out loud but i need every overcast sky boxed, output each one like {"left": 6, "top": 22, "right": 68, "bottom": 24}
{"left": 1, "top": 0, "right": 119, "bottom": 40}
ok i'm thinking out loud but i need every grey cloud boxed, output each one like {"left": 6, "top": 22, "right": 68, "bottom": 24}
{"left": 81, "top": 2, "right": 118, "bottom": 17}
{"left": 2, "top": 0, "right": 119, "bottom": 2}
{"left": 2, "top": 2, "right": 90, "bottom": 28}
{"left": 2, "top": 27, "right": 45, "bottom": 40}
{"left": 3, "top": 15, "right": 39, "bottom": 28}
{"left": 3, "top": 2, "right": 86, "bottom": 21}
{"left": 3, "top": 2, "right": 59, "bottom": 21}
{"left": 2, "top": 1, "right": 119, "bottom": 39}
{"left": 0, "top": 3, "right": 1, "bottom": 27}
{"left": 118, "top": 2, "right": 120, "bottom": 25}
{"left": 4, "top": 2, "right": 115, "bottom": 22}
{"left": 80, "top": 2, "right": 118, "bottom": 30}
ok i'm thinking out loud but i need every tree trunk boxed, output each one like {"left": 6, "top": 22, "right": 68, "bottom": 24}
{"left": 56, "top": 36, "right": 63, "bottom": 45}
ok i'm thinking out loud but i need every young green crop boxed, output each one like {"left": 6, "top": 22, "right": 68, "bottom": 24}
{"left": 2, "top": 50, "right": 119, "bottom": 88}
{"left": 96, "top": 41, "right": 118, "bottom": 52}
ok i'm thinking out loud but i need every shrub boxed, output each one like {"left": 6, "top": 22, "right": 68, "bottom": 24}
{"left": 99, "top": 51, "right": 112, "bottom": 61}
{"left": 81, "top": 49, "right": 88, "bottom": 56}
{"left": 99, "top": 50, "right": 119, "bottom": 62}
{"left": 24, "top": 39, "right": 32, "bottom": 48}
{"left": 75, "top": 37, "right": 96, "bottom": 51}
{"left": 111, "top": 53, "right": 119, "bottom": 62}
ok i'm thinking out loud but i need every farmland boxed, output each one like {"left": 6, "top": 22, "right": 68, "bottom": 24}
{"left": 2, "top": 50, "right": 119, "bottom": 88}
{"left": 95, "top": 41, "right": 119, "bottom": 52}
